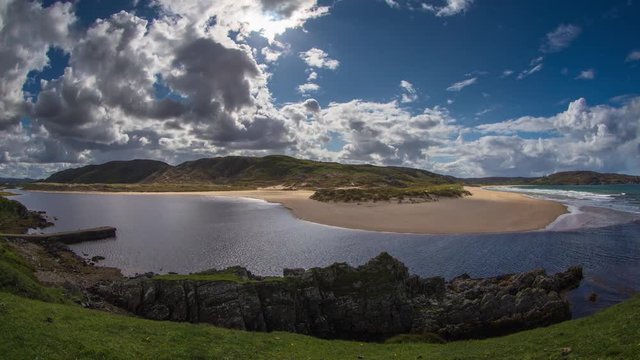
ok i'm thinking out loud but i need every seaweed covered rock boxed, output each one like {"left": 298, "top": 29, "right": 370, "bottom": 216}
{"left": 94, "top": 252, "right": 582, "bottom": 341}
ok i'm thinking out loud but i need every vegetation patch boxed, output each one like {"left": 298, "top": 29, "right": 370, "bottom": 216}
{"left": 154, "top": 269, "right": 286, "bottom": 284}
{"left": 0, "top": 240, "right": 66, "bottom": 303}
{"left": 385, "top": 332, "right": 447, "bottom": 344}
{"left": 37, "top": 155, "right": 458, "bottom": 189}
{"left": 311, "top": 184, "right": 471, "bottom": 203}
{"left": 0, "top": 196, "right": 51, "bottom": 234}
{"left": 0, "top": 290, "right": 638, "bottom": 359}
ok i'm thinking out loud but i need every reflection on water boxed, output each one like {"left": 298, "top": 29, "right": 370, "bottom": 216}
{"left": 13, "top": 190, "right": 640, "bottom": 319}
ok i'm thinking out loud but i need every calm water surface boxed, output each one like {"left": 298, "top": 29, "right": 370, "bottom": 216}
{"left": 13, "top": 187, "right": 640, "bottom": 318}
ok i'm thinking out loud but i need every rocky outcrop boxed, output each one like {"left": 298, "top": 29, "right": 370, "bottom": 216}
{"left": 94, "top": 253, "right": 582, "bottom": 341}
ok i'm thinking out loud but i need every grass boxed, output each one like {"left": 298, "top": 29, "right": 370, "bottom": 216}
{"left": 311, "top": 184, "right": 471, "bottom": 203}
{"left": 154, "top": 272, "right": 286, "bottom": 284}
{"left": 0, "top": 241, "right": 66, "bottom": 303}
{"left": 0, "top": 291, "right": 638, "bottom": 359}
{"left": 0, "top": 196, "right": 50, "bottom": 234}
{"left": 37, "top": 155, "right": 458, "bottom": 190}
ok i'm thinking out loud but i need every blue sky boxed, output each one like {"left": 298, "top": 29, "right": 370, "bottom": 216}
{"left": 0, "top": 0, "right": 639, "bottom": 178}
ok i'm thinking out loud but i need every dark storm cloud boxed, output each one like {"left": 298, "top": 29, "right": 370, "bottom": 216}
{"left": 168, "top": 38, "right": 260, "bottom": 115}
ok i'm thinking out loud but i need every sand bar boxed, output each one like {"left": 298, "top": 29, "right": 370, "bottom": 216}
{"left": 29, "top": 187, "right": 567, "bottom": 234}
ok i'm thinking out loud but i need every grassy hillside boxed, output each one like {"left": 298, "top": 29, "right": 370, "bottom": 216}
{"left": 145, "top": 155, "right": 457, "bottom": 188}
{"left": 40, "top": 155, "right": 456, "bottom": 189}
{"left": 44, "top": 159, "right": 170, "bottom": 184}
{"left": 39, "top": 156, "right": 640, "bottom": 190}
{"left": 531, "top": 171, "right": 640, "bottom": 185}
{"left": 0, "top": 196, "right": 51, "bottom": 234}
{"left": 465, "top": 171, "right": 640, "bottom": 186}
{"left": 0, "top": 289, "right": 638, "bottom": 359}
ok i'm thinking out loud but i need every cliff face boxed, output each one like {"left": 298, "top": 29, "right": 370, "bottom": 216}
{"left": 95, "top": 253, "right": 583, "bottom": 341}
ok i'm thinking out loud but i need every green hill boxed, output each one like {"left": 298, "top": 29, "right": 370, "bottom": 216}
{"left": 531, "top": 171, "right": 640, "bottom": 185}
{"left": 44, "top": 160, "right": 170, "bottom": 184}
{"left": 44, "top": 155, "right": 456, "bottom": 189}
{"left": 464, "top": 171, "right": 640, "bottom": 186}
{"left": 40, "top": 156, "right": 640, "bottom": 189}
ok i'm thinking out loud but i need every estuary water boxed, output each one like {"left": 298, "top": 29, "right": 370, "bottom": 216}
{"left": 12, "top": 186, "right": 640, "bottom": 318}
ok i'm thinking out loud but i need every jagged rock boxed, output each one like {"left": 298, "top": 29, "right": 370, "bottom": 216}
{"left": 93, "top": 252, "right": 583, "bottom": 341}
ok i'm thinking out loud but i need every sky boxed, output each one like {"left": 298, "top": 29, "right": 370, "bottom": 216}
{"left": 0, "top": 0, "right": 639, "bottom": 178}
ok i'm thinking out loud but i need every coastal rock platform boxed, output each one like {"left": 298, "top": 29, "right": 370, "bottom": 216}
{"left": 95, "top": 253, "right": 583, "bottom": 341}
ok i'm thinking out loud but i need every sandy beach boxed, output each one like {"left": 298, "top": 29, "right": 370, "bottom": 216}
{"left": 38, "top": 187, "right": 567, "bottom": 234}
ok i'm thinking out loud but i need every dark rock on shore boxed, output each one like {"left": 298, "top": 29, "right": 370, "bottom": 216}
{"left": 94, "top": 252, "right": 582, "bottom": 341}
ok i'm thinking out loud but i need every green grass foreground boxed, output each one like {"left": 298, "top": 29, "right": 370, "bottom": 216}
{"left": 0, "top": 291, "right": 638, "bottom": 359}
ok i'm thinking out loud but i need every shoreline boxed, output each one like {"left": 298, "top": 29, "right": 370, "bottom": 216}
{"left": 20, "top": 186, "right": 568, "bottom": 235}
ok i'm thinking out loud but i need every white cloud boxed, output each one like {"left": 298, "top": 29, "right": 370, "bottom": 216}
{"left": 540, "top": 24, "right": 581, "bottom": 53}
{"left": 450, "top": 98, "right": 640, "bottom": 176}
{"left": 261, "top": 47, "right": 283, "bottom": 62}
{"left": 0, "top": 0, "right": 329, "bottom": 173}
{"left": 0, "top": 0, "right": 75, "bottom": 131}
{"left": 299, "top": 47, "right": 340, "bottom": 69}
{"left": 399, "top": 80, "right": 418, "bottom": 103}
{"left": 446, "top": 77, "right": 477, "bottom": 91}
{"left": 501, "top": 69, "right": 514, "bottom": 78}
{"left": 384, "top": 0, "right": 400, "bottom": 9}
{"left": 297, "top": 82, "right": 320, "bottom": 94}
{"left": 1, "top": 0, "right": 639, "bottom": 180}
{"left": 318, "top": 100, "right": 459, "bottom": 164}
{"left": 625, "top": 50, "right": 640, "bottom": 62}
{"left": 156, "top": 0, "right": 329, "bottom": 42}
{"left": 576, "top": 68, "right": 595, "bottom": 80}
{"left": 422, "top": 0, "right": 474, "bottom": 17}
{"left": 517, "top": 63, "right": 543, "bottom": 80}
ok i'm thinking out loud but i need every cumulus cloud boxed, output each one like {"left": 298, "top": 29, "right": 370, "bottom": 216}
{"left": 399, "top": 80, "right": 418, "bottom": 103}
{"left": 540, "top": 24, "right": 581, "bottom": 53}
{"left": 0, "top": 0, "right": 329, "bottom": 175}
{"left": 297, "top": 82, "right": 320, "bottom": 94}
{"left": 422, "top": 0, "right": 474, "bottom": 17}
{"left": 575, "top": 68, "right": 595, "bottom": 80}
{"left": 299, "top": 48, "right": 340, "bottom": 69}
{"left": 157, "top": 0, "right": 329, "bottom": 42}
{"left": 0, "top": 0, "right": 75, "bottom": 130}
{"left": 320, "top": 100, "right": 459, "bottom": 164}
{"left": 441, "top": 98, "right": 640, "bottom": 177}
{"left": 1, "top": 0, "right": 638, "bottom": 180}
{"left": 446, "top": 77, "right": 477, "bottom": 91}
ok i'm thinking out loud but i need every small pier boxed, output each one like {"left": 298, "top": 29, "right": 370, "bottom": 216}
{"left": 0, "top": 226, "right": 116, "bottom": 244}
